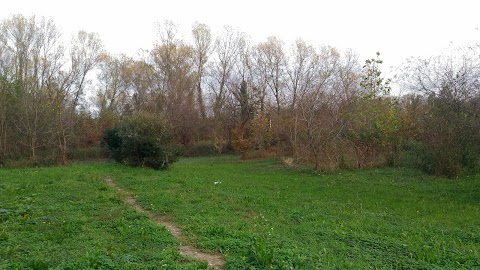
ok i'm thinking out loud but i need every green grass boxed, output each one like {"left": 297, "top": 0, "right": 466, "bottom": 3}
{"left": 0, "top": 163, "right": 208, "bottom": 269}
{"left": 1, "top": 156, "right": 480, "bottom": 269}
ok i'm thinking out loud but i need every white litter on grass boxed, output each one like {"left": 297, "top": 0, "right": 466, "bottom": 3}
{"left": 214, "top": 181, "right": 222, "bottom": 185}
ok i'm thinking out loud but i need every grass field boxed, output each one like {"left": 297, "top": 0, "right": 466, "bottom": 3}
{"left": 1, "top": 156, "right": 479, "bottom": 269}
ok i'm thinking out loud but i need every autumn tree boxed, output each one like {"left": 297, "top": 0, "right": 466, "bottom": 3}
{"left": 209, "top": 26, "right": 242, "bottom": 119}
{"left": 0, "top": 75, "right": 15, "bottom": 163}
{"left": 401, "top": 49, "right": 480, "bottom": 176}
{"left": 207, "top": 26, "right": 245, "bottom": 147}
{"left": 229, "top": 32, "right": 254, "bottom": 128}
{"left": 295, "top": 46, "right": 346, "bottom": 170}
{"left": 5, "top": 15, "right": 478, "bottom": 176}
{"left": 0, "top": 14, "right": 103, "bottom": 165}
{"left": 95, "top": 54, "right": 132, "bottom": 116}
{"left": 285, "top": 39, "right": 320, "bottom": 157}
{"left": 255, "top": 36, "right": 287, "bottom": 114}
{"left": 127, "top": 57, "right": 158, "bottom": 113}
{"left": 0, "top": 15, "right": 63, "bottom": 162}
{"left": 191, "top": 22, "right": 212, "bottom": 120}
{"left": 151, "top": 20, "right": 198, "bottom": 145}
{"left": 347, "top": 52, "right": 399, "bottom": 167}
{"left": 56, "top": 30, "right": 103, "bottom": 164}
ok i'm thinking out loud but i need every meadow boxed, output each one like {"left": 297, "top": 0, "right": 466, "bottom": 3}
{"left": 1, "top": 156, "right": 479, "bottom": 269}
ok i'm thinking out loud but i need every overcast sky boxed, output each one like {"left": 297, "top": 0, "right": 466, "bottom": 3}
{"left": 1, "top": 0, "right": 479, "bottom": 75}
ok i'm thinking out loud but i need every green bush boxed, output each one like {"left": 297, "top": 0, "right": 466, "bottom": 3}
{"left": 101, "top": 128, "right": 123, "bottom": 162}
{"left": 102, "top": 112, "right": 177, "bottom": 170}
{"left": 414, "top": 95, "right": 480, "bottom": 178}
{"left": 401, "top": 139, "right": 478, "bottom": 178}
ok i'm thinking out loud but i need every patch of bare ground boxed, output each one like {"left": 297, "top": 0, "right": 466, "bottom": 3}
{"left": 104, "top": 177, "right": 225, "bottom": 269}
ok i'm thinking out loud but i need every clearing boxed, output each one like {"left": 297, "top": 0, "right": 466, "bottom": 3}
{"left": 1, "top": 155, "right": 479, "bottom": 269}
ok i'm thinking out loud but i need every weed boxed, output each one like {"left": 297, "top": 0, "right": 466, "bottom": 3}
{"left": 248, "top": 237, "right": 274, "bottom": 268}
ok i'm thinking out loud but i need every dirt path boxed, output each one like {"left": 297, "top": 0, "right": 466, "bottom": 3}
{"left": 104, "top": 177, "right": 225, "bottom": 269}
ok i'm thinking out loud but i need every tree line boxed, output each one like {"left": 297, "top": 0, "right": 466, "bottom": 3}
{"left": 1, "top": 14, "right": 479, "bottom": 177}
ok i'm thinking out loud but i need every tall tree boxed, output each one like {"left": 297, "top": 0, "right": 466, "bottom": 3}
{"left": 296, "top": 46, "right": 343, "bottom": 170}
{"left": 255, "top": 36, "right": 287, "bottom": 113}
{"left": 286, "top": 39, "right": 318, "bottom": 110}
{"left": 350, "top": 52, "right": 397, "bottom": 167}
{"left": 55, "top": 30, "right": 103, "bottom": 164}
{"left": 209, "top": 26, "right": 242, "bottom": 119}
{"left": 95, "top": 53, "right": 131, "bottom": 115}
{"left": 191, "top": 22, "right": 212, "bottom": 119}
{"left": 285, "top": 39, "right": 319, "bottom": 157}
{"left": 152, "top": 21, "right": 198, "bottom": 145}
{"left": 0, "top": 15, "right": 63, "bottom": 161}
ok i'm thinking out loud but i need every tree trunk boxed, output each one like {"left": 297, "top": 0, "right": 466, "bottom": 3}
{"left": 197, "top": 82, "right": 206, "bottom": 119}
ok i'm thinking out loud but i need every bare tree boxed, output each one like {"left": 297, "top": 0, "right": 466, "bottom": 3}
{"left": 192, "top": 22, "right": 212, "bottom": 119}
{"left": 127, "top": 58, "right": 157, "bottom": 113}
{"left": 69, "top": 31, "right": 104, "bottom": 108}
{"left": 0, "top": 15, "right": 64, "bottom": 161}
{"left": 95, "top": 54, "right": 131, "bottom": 115}
{"left": 50, "top": 30, "right": 104, "bottom": 164}
{"left": 255, "top": 36, "right": 287, "bottom": 113}
{"left": 230, "top": 33, "right": 255, "bottom": 128}
{"left": 285, "top": 39, "right": 319, "bottom": 157}
{"left": 286, "top": 39, "right": 318, "bottom": 110}
{"left": 151, "top": 22, "right": 198, "bottom": 144}
{"left": 209, "top": 26, "right": 243, "bottom": 119}
{"left": 296, "top": 46, "right": 344, "bottom": 170}
{"left": 399, "top": 48, "right": 480, "bottom": 176}
{"left": 336, "top": 49, "right": 361, "bottom": 103}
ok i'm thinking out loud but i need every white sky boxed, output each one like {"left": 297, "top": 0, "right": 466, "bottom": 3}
{"left": 1, "top": 0, "right": 479, "bottom": 75}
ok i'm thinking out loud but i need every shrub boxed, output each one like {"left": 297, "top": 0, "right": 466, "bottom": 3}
{"left": 400, "top": 139, "right": 478, "bottom": 178}
{"left": 101, "top": 128, "right": 123, "bottom": 162}
{"left": 102, "top": 112, "right": 177, "bottom": 170}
